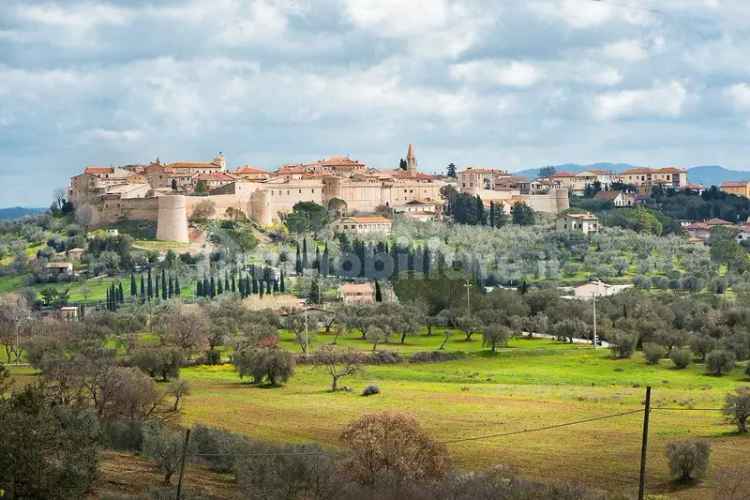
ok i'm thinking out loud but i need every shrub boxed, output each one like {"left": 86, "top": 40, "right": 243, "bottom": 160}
{"left": 362, "top": 385, "right": 380, "bottom": 397}
{"left": 643, "top": 343, "right": 667, "bottom": 365}
{"left": 367, "top": 350, "right": 402, "bottom": 364}
{"left": 705, "top": 349, "right": 736, "bottom": 376}
{"left": 665, "top": 440, "right": 711, "bottom": 482}
{"left": 190, "top": 425, "right": 245, "bottom": 473}
{"left": 609, "top": 332, "right": 637, "bottom": 359}
{"left": 204, "top": 349, "right": 222, "bottom": 365}
{"left": 232, "top": 348, "right": 295, "bottom": 386}
{"left": 723, "top": 387, "right": 750, "bottom": 433}
{"left": 409, "top": 351, "right": 466, "bottom": 363}
{"left": 101, "top": 419, "right": 144, "bottom": 452}
{"left": 141, "top": 421, "right": 186, "bottom": 485}
{"left": 233, "top": 441, "right": 339, "bottom": 500}
{"left": 340, "top": 412, "right": 449, "bottom": 485}
{"left": 669, "top": 348, "right": 692, "bottom": 369}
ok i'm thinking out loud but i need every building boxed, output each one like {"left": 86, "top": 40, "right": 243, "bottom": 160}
{"left": 720, "top": 181, "right": 750, "bottom": 198}
{"left": 333, "top": 215, "right": 393, "bottom": 235}
{"left": 45, "top": 262, "right": 74, "bottom": 275}
{"left": 391, "top": 200, "right": 440, "bottom": 221}
{"left": 69, "top": 145, "right": 444, "bottom": 236}
{"left": 594, "top": 190, "right": 636, "bottom": 207}
{"left": 340, "top": 282, "right": 375, "bottom": 305}
{"left": 685, "top": 218, "right": 734, "bottom": 242}
{"left": 556, "top": 212, "right": 599, "bottom": 235}
{"left": 458, "top": 167, "right": 569, "bottom": 215}
{"left": 619, "top": 167, "right": 688, "bottom": 189}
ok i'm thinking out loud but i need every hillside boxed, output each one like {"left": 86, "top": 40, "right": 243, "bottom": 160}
{"left": 0, "top": 206, "right": 46, "bottom": 220}
{"left": 511, "top": 163, "right": 750, "bottom": 187}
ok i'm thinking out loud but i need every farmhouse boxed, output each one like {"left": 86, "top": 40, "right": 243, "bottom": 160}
{"left": 340, "top": 282, "right": 375, "bottom": 305}
{"left": 556, "top": 212, "right": 599, "bottom": 235}
{"left": 594, "top": 190, "right": 636, "bottom": 207}
{"left": 334, "top": 215, "right": 393, "bottom": 235}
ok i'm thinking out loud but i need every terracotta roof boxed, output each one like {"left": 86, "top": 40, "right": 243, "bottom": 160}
{"left": 721, "top": 181, "right": 750, "bottom": 188}
{"left": 167, "top": 161, "right": 221, "bottom": 169}
{"left": 594, "top": 191, "right": 620, "bottom": 201}
{"left": 564, "top": 212, "right": 598, "bottom": 220}
{"left": 193, "top": 172, "right": 237, "bottom": 182}
{"left": 344, "top": 215, "right": 392, "bottom": 224}
{"left": 233, "top": 166, "right": 268, "bottom": 175}
{"left": 621, "top": 168, "right": 652, "bottom": 175}
{"left": 460, "top": 167, "right": 508, "bottom": 175}
{"left": 552, "top": 171, "right": 576, "bottom": 178}
{"left": 340, "top": 282, "right": 374, "bottom": 294}
{"left": 705, "top": 218, "right": 733, "bottom": 226}
{"left": 84, "top": 166, "right": 114, "bottom": 175}
{"left": 622, "top": 167, "right": 686, "bottom": 175}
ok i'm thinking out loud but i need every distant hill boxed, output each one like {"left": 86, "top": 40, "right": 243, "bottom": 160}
{"left": 684, "top": 165, "right": 750, "bottom": 187}
{"left": 511, "top": 163, "right": 750, "bottom": 187}
{"left": 0, "top": 207, "right": 46, "bottom": 220}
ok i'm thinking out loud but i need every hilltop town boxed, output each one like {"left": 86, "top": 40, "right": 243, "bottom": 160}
{"left": 68, "top": 144, "right": 713, "bottom": 243}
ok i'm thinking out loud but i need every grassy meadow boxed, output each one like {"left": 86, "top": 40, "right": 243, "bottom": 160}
{"left": 166, "top": 333, "right": 750, "bottom": 498}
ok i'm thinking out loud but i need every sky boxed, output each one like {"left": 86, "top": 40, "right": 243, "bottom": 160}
{"left": 1, "top": 0, "right": 749, "bottom": 206}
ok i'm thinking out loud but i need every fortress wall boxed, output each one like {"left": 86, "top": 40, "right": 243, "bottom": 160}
{"left": 527, "top": 189, "right": 569, "bottom": 214}
{"left": 185, "top": 194, "right": 253, "bottom": 220}
{"left": 156, "top": 195, "right": 189, "bottom": 243}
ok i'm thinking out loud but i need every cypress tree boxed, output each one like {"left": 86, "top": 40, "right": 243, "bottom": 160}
{"left": 105, "top": 287, "right": 110, "bottom": 311}
{"left": 130, "top": 272, "right": 137, "bottom": 297}
{"left": 161, "top": 268, "right": 167, "bottom": 300}
{"left": 238, "top": 275, "right": 246, "bottom": 297}
{"left": 302, "top": 238, "right": 309, "bottom": 269}
{"left": 203, "top": 275, "right": 209, "bottom": 296}
{"left": 140, "top": 273, "right": 145, "bottom": 298}
{"left": 321, "top": 243, "right": 330, "bottom": 276}
{"left": 259, "top": 281, "right": 265, "bottom": 298}
{"left": 147, "top": 268, "right": 153, "bottom": 300}
{"left": 310, "top": 278, "right": 320, "bottom": 304}
{"left": 422, "top": 246, "right": 431, "bottom": 277}
{"left": 273, "top": 279, "right": 279, "bottom": 293}
{"left": 210, "top": 276, "right": 216, "bottom": 298}
{"left": 375, "top": 280, "right": 382, "bottom": 302}
{"left": 266, "top": 280, "right": 272, "bottom": 295}
{"left": 175, "top": 275, "right": 180, "bottom": 296}
{"left": 252, "top": 278, "right": 259, "bottom": 294}
{"left": 490, "top": 202, "right": 496, "bottom": 228}
{"left": 217, "top": 278, "right": 224, "bottom": 294}
{"left": 231, "top": 274, "right": 236, "bottom": 293}
{"left": 280, "top": 271, "right": 286, "bottom": 293}
{"left": 295, "top": 244, "right": 303, "bottom": 275}
{"left": 197, "top": 280, "right": 203, "bottom": 297}
{"left": 168, "top": 276, "right": 174, "bottom": 298}
{"left": 118, "top": 282, "right": 124, "bottom": 303}
{"left": 224, "top": 272, "right": 230, "bottom": 294}
{"left": 315, "top": 246, "right": 321, "bottom": 273}
{"left": 391, "top": 243, "right": 399, "bottom": 281}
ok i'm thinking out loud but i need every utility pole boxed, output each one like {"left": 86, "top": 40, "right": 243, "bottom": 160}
{"left": 464, "top": 280, "right": 472, "bottom": 316}
{"left": 592, "top": 290, "right": 598, "bottom": 349}
{"left": 304, "top": 308, "right": 309, "bottom": 355}
{"left": 176, "top": 428, "right": 191, "bottom": 500}
{"left": 638, "top": 386, "right": 652, "bottom": 500}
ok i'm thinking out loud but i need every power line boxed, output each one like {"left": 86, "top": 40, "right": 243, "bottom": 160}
{"left": 651, "top": 407, "right": 724, "bottom": 411}
{"left": 440, "top": 408, "right": 644, "bottom": 445}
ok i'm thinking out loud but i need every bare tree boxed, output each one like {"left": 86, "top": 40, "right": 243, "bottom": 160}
{"left": 312, "top": 346, "right": 361, "bottom": 391}
{"left": 0, "top": 294, "right": 30, "bottom": 363}
{"left": 166, "top": 379, "right": 191, "bottom": 412}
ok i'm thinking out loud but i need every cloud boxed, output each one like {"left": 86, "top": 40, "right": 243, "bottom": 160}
{"left": 451, "top": 60, "right": 542, "bottom": 88}
{"left": 603, "top": 39, "right": 648, "bottom": 62}
{"left": 593, "top": 81, "right": 687, "bottom": 120}
{"left": 725, "top": 83, "right": 750, "bottom": 110}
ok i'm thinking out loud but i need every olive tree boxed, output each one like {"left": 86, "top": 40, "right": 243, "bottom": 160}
{"left": 723, "top": 387, "right": 750, "bottom": 433}
{"left": 665, "top": 440, "right": 711, "bottom": 482}
{"left": 482, "top": 324, "right": 511, "bottom": 353}
{"left": 706, "top": 349, "right": 736, "bottom": 376}
{"left": 312, "top": 345, "right": 362, "bottom": 392}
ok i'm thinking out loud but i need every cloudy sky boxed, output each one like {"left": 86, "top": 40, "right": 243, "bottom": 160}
{"left": 1, "top": 0, "right": 749, "bottom": 206}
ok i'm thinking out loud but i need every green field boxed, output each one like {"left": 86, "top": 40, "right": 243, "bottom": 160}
{"left": 166, "top": 334, "right": 750, "bottom": 499}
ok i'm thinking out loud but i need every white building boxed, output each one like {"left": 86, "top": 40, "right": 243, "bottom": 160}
{"left": 557, "top": 212, "right": 599, "bottom": 235}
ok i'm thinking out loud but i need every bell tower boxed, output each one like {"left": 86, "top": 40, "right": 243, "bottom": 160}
{"left": 406, "top": 144, "right": 417, "bottom": 176}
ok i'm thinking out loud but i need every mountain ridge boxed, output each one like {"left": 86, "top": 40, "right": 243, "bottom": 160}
{"left": 510, "top": 164, "right": 750, "bottom": 187}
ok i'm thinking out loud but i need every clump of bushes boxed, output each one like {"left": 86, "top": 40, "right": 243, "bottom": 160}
{"left": 367, "top": 351, "right": 402, "bottom": 364}
{"left": 705, "top": 349, "right": 736, "bottom": 376}
{"left": 643, "top": 343, "right": 667, "bottom": 365}
{"left": 665, "top": 439, "right": 711, "bottom": 482}
{"left": 409, "top": 351, "right": 466, "bottom": 363}
{"left": 609, "top": 332, "right": 637, "bottom": 359}
{"left": 669, "top": 348, "right": 692, "bottom": 369}
{"left": 362, "top": 385, "right": 380, "bottom": 397}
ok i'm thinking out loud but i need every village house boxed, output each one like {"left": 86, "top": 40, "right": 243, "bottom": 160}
{"left": 594, "top": 190, "right": 636, "bottom": 207}
{"left": 619, "top": 167, "right": 688, "bottom": 189}
{"left": 334, "top": 215, "right": 393, "bottom": 235}
{"left": 720, "top": 180, "right": 750, "bottom": 198}
{"left": 45, "top": 262, "right": 74, "bottom": 276}
{"left": 556, "top": 212, "right": 599, "bottom": 235}
{"left": 685, "top": 218, "right": 734, "bottom": 242}
{"left": 340, "top": 282, "right": 375, "bottom": 305}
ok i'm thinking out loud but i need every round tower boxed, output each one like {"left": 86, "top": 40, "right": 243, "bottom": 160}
{"left": 555, "top": 187, "right": 570, "bottom": 213}
{"left": 156, "top": 194, "right": 189, "bottom": 243}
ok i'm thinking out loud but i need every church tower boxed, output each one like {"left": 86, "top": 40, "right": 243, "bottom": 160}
{"left": 406, "top": 144, "right": 417, "bottom": 176}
